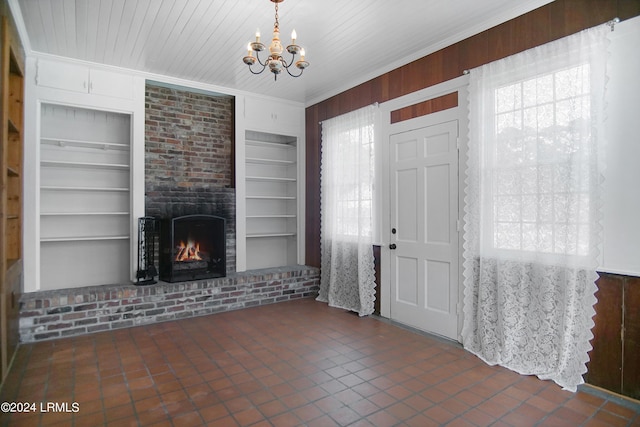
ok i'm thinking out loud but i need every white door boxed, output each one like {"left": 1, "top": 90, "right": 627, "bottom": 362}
{"left": 389, "top": 119, "right": 459, "bottom": 340}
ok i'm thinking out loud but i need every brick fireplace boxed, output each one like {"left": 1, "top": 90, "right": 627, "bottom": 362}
{"left": 145, "top": 83, "right": 236, "bottom": 274}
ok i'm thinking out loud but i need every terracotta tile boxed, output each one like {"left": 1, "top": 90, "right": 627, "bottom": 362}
{"left": 105, "top": 415, "right": 141, "bottom": 427}
{"left": 405, "top": 413, "right": 441, "bottom": 427}
{"left": 247, "top": 389, "right": 276, "bottom": 406}
{"left": 292, "top": 403, "right": 324, "bottom": 422}
{"left": 603, "top": 401, "right": 638, "bottom": 419}
{"left": 104, "top": 403, "right": 136, "bottom": 423}
{"left": 199, "top": 403, "right": 230, "bottom": 422}
{"left": 258, "top": 399, "right": 288, "bottom": 418}
{"left": 205, "top": 414, "right": 239, "bottom": 426}
{"left": 233, "top": 407, "right": 265, "bottom": 425}
{"left": 268, "top": 411, "right": 302, "bottom": 427}
{"left": 462, "top": 407, "right": 497, "bottom": 426}
{"left": 368, "top": 391, "right": 396, "bottom": 409}
{"left": 163, "top": 398, "right": 196, "bottom": 417}
{"left": 365, "top": 409, "right": 399, "bottom": 427}
{"left": 329, "top": 406, "right": 361, "bottom": 425}
{"left": 593, "top": 409, "right": 631, "bottom": 427}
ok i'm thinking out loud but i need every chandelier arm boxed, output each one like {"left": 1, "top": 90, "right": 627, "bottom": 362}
{"left": 247, "top": 61, "right": 267, "bottom": 75}
{"left": 254, "top": 50, "right": 269, "bottom": 67}
{"left": 283, "top": 64, "right": 304, "bottom": 78}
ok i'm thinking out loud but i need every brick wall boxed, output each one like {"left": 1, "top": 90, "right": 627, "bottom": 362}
{"left": 19, "top": 266, "right": 320, "bottom": 342}
{"left": 145, "top": 84, "right": 236, "bottom": 273}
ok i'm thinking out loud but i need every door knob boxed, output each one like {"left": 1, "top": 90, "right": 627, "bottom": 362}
{"left": 389, "top": 244, "right": 397, "bottom": 250}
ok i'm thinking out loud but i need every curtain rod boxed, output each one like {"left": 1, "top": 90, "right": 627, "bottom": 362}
{"left": 461, "top": 17, "right": 620, "bottom": 75}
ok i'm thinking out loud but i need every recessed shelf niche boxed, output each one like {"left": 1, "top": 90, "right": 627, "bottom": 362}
{"left": 39, "top": 103, "right": 131, "bottom": 289}
{"left": 244, "top": 130, "right": 298, "bottom": 269}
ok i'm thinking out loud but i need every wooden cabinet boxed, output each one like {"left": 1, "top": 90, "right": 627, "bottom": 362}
{"left": 38, "top": 104, "right": 132, "bottom": 290}
{"left": 0, "top": 11, "right": 24, "bottom": 382}
{"left": 244, "top": 131, "right": 299, "bottom": 270}
{"left": 586, "top": 273, "right": 640, "bottom": 399}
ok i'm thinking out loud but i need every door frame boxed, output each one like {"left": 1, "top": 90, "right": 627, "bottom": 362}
{"left": 378, "top": 75, "right": 469, "bottom": 341}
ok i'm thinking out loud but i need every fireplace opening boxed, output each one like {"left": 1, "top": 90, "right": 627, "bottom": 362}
{"left": 160, "top": 215, "right": 226, "bottom": 282}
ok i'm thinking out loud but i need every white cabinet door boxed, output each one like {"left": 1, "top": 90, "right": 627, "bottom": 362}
{"left": 36, "top": 59, "right": 89, "bottom": 93}
{"left": 89, "top": 69, "right": 134, "bottom": 100}
{"left": 36, "top": 59, "right": 134, "bottom": 100}
{"left": 244, "top": 96, "right": 303, "bottom": 134}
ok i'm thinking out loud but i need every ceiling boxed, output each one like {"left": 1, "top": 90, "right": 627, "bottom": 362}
{"left": 10, "top": 0, "right": 553, "bottom": 106}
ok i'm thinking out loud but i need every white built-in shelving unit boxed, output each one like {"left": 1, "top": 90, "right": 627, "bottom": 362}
{"left": 244, "top": 130, "right": 299, "bottom": 269}
{"left": 39, "top": 103, "right": 131, "bottom": 289}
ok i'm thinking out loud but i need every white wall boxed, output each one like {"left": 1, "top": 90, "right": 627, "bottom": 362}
{"left": 601, "top": 16, "right": 640, "bottom": 276}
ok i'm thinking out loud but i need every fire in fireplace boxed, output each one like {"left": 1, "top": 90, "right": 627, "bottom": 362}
{"left": 160, "top": 215, "right": 226, "bottom": 282}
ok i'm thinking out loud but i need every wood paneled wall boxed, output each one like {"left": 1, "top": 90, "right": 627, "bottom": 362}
{"left": 305, "top": 0, "right": 640, "bottom": 268}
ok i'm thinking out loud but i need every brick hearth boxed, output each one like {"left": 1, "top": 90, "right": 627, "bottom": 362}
{"left": 19, "top": 266, "right": 319, "bottom": 342}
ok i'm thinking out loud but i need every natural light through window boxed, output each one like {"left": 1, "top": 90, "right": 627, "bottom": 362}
{"left": 491, "top": 64, "right": 592, "bottom": 256}
{"left": 333, "top": 124, "right": 375, "bottom": 239}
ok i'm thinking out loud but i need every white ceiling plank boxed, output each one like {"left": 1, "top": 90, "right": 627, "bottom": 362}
{"left": 102, "top": 0, "right": 127, "bottom": 65}
{"left": 127, "top": 0, "right": 163, "bottom": 70}
{"left": 74, "top": 0, "right": 88, "bottom": 59}
{"left": 60, "top": 0, "right": 77, "bottom": 57}
{"left": 164, "top": 0, "right": 219, "bottom": 76}
{"left": 14, "top": 0, "right": 555, "bottom": 104}
{"left": 116, "top": 0, "right": 151, "bottom": 67}
{"left": 108, "top": 0, "right": 140, "bottom": 66}
{"left": 81, "top": 0, "right": 100, "bottom": 63}
{"left": 134, "top": 0, "right": 185, "bottom": 70}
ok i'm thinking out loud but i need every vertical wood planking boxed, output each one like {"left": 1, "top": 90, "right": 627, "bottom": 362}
{"left": 586, "top": 273, "right": 624, "bottom": 393}
{"left": 623, "top": 276, "right": 640, "bottom": 399}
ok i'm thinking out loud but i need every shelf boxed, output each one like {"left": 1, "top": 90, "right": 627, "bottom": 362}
{"left": 246, "top": 195, "right": 296, "bottom": 200}
{"left": 7, "top": 166, "right": 19, "bottom": 177}
{"left": 41, "top": 235, "right": 130, "bottom": 243}
{"left": 246, "top": 139, "right": 296, "bottom": 149}
{"left": 41, "top": 160, "right": 130, "bottom": 170}
{"left": 247, "top": 232, "right": 296, "bottom": 238}
{"left": 246, "top": 157, "right": 295, "bottom": 166}
{"left": 41, "top": 186, "right": 129, "bottom": 192}
{"left": 247, "top": 214, "right": 296, "bottom": 218}
{"left": 40, "top": 212, "right": 129, "bottom": 216}
{"left": 41, "top": 137, "right": 129, "bottom": 151}
{"left": 246, "top": 176, "right": 296, "bottom": 182}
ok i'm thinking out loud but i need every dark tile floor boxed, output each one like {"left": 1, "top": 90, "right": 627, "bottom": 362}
{"left": 1, "top": 298, "right": 639, "bottom": 426}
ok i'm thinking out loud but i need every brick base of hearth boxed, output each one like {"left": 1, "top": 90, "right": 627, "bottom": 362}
{"left": 19, "top": 266, "right": 319, "bottom": 343}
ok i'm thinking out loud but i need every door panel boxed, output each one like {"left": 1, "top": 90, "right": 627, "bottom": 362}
{"left": 389, "top": 120, "right": 459, "bottom": 340}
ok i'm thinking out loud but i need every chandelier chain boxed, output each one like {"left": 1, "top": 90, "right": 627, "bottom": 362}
{"left": 274, "top": 2, "right": 279, "bottom": 31}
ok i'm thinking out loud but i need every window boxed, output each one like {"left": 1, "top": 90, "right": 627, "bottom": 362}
{"left": 489, "top": 64, "right": 593, "bottom": 257}
{"left": 330, "top": 123, "right": 375, "bottom": 238}
{"left": 321, "top": 105, "right": 377, "bottom": 242}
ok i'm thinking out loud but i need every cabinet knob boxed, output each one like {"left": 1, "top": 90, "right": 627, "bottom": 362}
{"left": 389, "top": 244, "right": 397, "bottom": 250}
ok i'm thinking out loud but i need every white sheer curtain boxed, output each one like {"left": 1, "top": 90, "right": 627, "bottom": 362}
{"left": 462, "top": 24, "right": 609, "bottom": 391}
{"left": 317, "top": 105, "right": 377, "bottom": 316}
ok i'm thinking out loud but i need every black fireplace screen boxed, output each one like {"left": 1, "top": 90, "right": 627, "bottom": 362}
{"left": 160, "top": 214, "right": 226, "bottom": 282}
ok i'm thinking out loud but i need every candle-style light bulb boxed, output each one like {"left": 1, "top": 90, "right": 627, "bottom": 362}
{"left": 255, "top": 28, "right": 261, "bottom": 42}
{"left": 300, "top": 48, "right": 305, "bottom": 61}
{"left": 291, "top": 29, "right": 297, "bottom": 44}
{"left": 247, "top": 43, "right": 253, "bottom": 56}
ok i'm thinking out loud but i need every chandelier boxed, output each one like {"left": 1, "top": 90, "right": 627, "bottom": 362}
{"left": 242, "top": 0, "right": 309, "bottom": 80}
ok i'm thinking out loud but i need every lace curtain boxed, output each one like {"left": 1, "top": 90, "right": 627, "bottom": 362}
{"left": 317, "top": 105, "right": 377, "bottom": 316}
{"left": 462, "top": 24, "right": 609, "bottom": 391}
